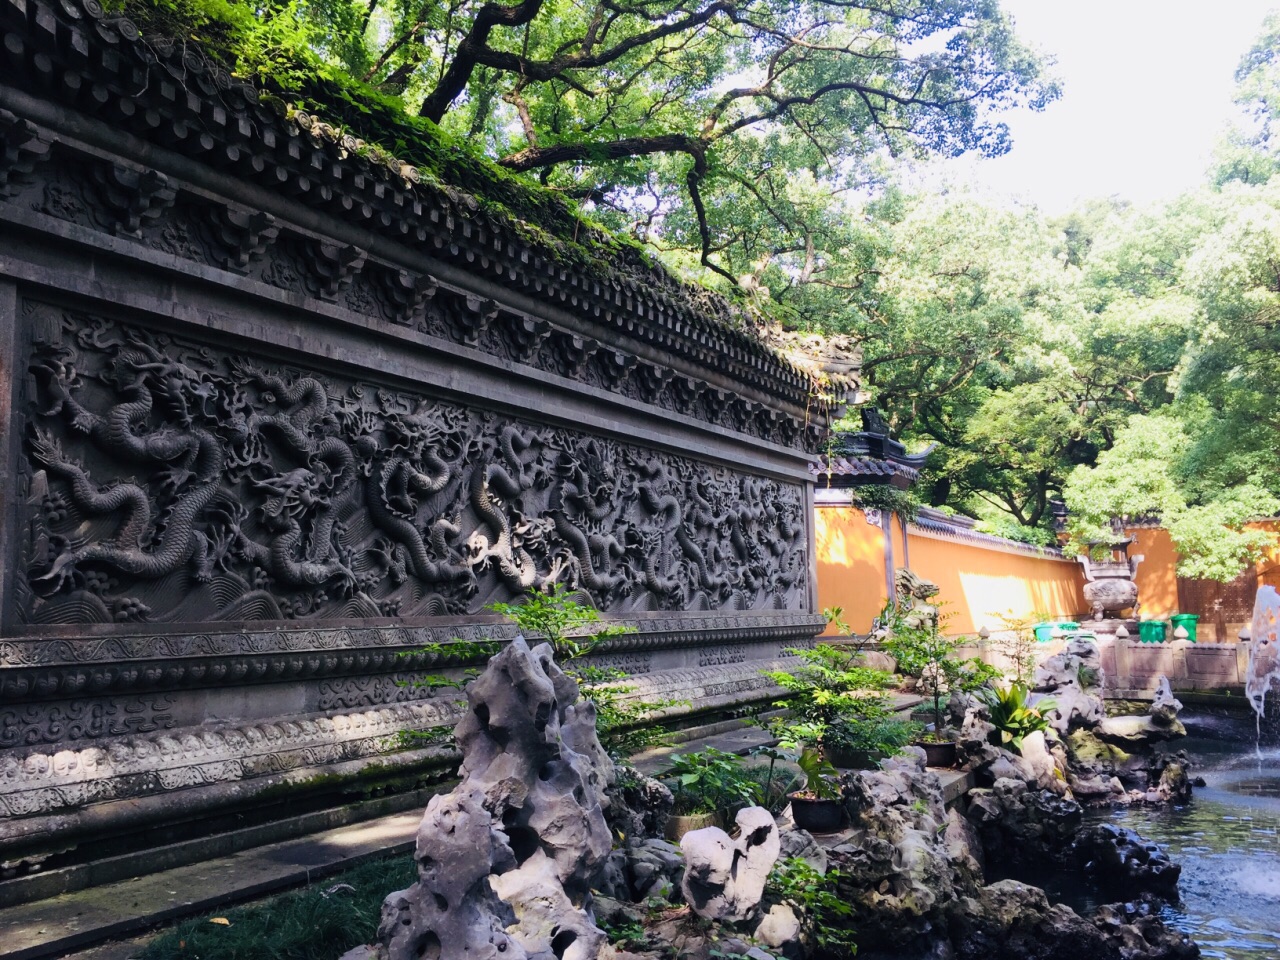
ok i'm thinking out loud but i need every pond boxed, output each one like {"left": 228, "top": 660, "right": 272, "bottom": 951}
{"left": 1036, "top": 713, "right": 1280, "bottom": 960}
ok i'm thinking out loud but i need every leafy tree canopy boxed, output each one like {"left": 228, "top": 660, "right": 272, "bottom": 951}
{"left": 119, "top": 0, "right": 1057, "bottom": 281}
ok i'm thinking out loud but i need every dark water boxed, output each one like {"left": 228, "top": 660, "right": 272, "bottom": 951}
{"left": 1039, "top": 716, "right": 1280, "bottom": 959}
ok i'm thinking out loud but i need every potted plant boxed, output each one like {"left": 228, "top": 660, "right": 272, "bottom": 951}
{"left": 822, "top": 699, "right": 922, "bottom": 769}
{"left": 787, "top": 747, "right": 845, "bottom": 833}
{"left": 744, "top": 746, "right": 803, "bottom": 815}
{"left": 883, "top": 613, "right": 1000, "bottom": 768}
{"left": 660, "top": 747, "right": 755, "bottom": 840}
{"left": 978, "top": 682, "right": 1057, "bottom": 751}
{"left": 763, "top": 644, "right": 894, "bottom": 755}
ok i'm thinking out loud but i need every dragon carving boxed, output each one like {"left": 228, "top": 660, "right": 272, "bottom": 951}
{"left": 19, "top": 307, "right": 809, "bottom": 625}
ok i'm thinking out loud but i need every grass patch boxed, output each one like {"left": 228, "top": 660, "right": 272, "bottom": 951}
{"left": 141, "top": 854, "right": 416, "bottom": 960}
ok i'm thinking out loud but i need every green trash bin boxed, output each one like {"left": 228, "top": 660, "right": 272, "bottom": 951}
{"left": 1033, "top": 622, "right": 1054, "bottom": 642}
{"left": 1170, "top": 614, "right": 1199, "bottom": 643}
{"left": 1138, "top": 620, "right": 1167, "bottom": 643}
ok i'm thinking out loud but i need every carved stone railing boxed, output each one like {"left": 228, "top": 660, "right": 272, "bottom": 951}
{"left": 0, "top": 0, "right": 828, "bottom": 870}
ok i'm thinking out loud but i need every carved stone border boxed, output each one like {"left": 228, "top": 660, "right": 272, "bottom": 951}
{"left": 0, "top": 615, "right": 825, "bottom": 702}
{"left": 0, "top": 657, "right": 801, "bottom": 820}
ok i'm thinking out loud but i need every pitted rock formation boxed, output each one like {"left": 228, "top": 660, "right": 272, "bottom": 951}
{"left": 680, "top": 806, "right": 781, "bottom": 921}
{"left": 1032, "top": 636, "right": 1106, "bottom": 736}
{"left": 376, "top": 638, "right": 613, "bottom": 960}
{"left": 1074, "top": 823, "right": 1181, "bottom": 898}
{"left": 1096, "top": 675, "right": 1186, "bottom": 747}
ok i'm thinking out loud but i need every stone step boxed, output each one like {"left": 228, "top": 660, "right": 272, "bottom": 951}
{"left": 0, "top": 813, "right": 421, "bottom": 960}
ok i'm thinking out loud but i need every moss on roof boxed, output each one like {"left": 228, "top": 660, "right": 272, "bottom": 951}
{"left": 106, "top": 0, "right": 763, "bottom": 338}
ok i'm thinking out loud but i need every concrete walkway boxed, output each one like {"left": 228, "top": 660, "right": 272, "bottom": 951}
{"left": 22, "top": 692, "right": 935, "bottom": 960}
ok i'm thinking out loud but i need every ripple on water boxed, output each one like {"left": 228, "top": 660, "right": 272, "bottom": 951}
{"left": 1074, "top": 734, "right": 1280, "bottom": 960}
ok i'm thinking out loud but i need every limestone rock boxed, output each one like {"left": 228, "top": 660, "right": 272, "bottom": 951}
{"left": 948, "top": 881, "right": 1195, "bottom": 960}
{"left": 965, "top": 778, "right": 1082, "bottom": 866}
{"left": 595, "top": 850, "right": 630, "bottom": 901}
{"left": 606, "top": 767, "right": 674, "bottom": 844}
{"left": 1033, "top": 637, "right": 1106, "bottom": 735}
{"left": 777, "top": 827, "right": 827, "bottom": 874}
{"left": 624, "top": 838, "right": 684, "bottom": 902}
{"left": 1095, "top": 713, "right": 1186, "bottom": 747}
{"left": 1075, "top": 824, "right": 1181, "bottom": 898}
{"left": 1068, "top": 772, "right": 1124, "bottom": 798}
{"left": 754, "top": 903, "right": 802, "bottom": 953}
{"left": 943, "top": 807, "right": 984, "bottom": 888}
{"left": 1018, "top": 730, "right": 1067, "bottom": 795}
{"left": 376, "top": 638, "right": 613, "bottom": 960}
{"left": 1092, "top": 896, "right": 1199, "bottom": 959}
{"left": 1149, "top": 677, "right": 1184, "bottom": 727}
{"left": 831, "top": 757, "right": 966, "bottom": 951}
{"left": 680, "top": 806, "right": 780, "bottom": 921}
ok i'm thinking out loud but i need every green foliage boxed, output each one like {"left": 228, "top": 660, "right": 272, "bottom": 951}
{"left": 111, "top": 0, "right": 1054, "bottom": 302}
{"left": 972, "top": 516, "right": 1057, "bottom": 548}
{"left": 978, "top": 683, "right": 1056, "bottom": 752}
{"left": 794, "top": 747, "right": 841, "bottom": 802}
{"left": 988, "top": 610, "right": 1048, "bottom": 686}
{"left": 764, "top": 645, "right": 894, "bottom": 729}
{"left": 599, "top": 916, "right": 649, "bottom": 950}
{"left": 822, "top": 605, "right": 851, "bottom": 636}
{"left": 140, "top": 854, "right": 416, "bottom": 960}
{"left": 397, "top": 585, "right": 676, "bottom": 758}
{"left": 745, "top": 747, "right": 803, "bottom": 814}
{"left": 488, "top": 583, "right": 632, "bottom": 660}
{"left": 850, "top": 485, "right": 921, "bottom": 522}
{"left": 765, "top": 857, "right": 859, "bottom": 954}
{"left": 492, "top": 584, "right": 680, "bottom": 758}
{"left": 392, "top": 638, "right": 502, "bottom": 750}
{"left": 1062, "top": 414, "right": 1279, "bottom": 582}
{"left": 823, "top": 700, "right": 922, "bottom": 759}
{"left": 660, "top": 747, "right": 756, "bottom": 817}
{"left": 882, "top": 609, "right": 993, "bottom": 734}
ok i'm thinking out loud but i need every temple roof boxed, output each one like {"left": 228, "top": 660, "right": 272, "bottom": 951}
{"left": 809, "top": 416, "right": 932, "bottom": 489}
{"left": 0, "top": 0, "right": 825, "bottom": 417}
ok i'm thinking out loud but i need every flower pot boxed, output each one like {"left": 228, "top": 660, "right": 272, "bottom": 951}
{"left": 787, "top": 794, "right": 845, "bottom": 834}
{"left": 823, "top": 744, "right": 882, "bottom": 770}
{"left": 914, "top": 739, "right": 957, "bottom": 768}
{"left": 664, "top": 811, "right": 720, "bottom": 841}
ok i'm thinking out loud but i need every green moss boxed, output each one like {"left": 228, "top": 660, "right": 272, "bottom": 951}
{"left": 108, "top": 0, "right": 666, "bottom": 278}
{"left": 253, "top": 756, "right": 454, "bottom": 804}
{"left": 1066, "top": 728, "right": 1130, "bottom": 765}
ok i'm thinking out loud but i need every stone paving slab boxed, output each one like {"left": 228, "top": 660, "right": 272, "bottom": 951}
{"left": 0, "top": 812, "right": 421, "bottom": 960}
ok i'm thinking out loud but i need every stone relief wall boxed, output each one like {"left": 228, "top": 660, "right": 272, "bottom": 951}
{"left": 0, "top": 0, "right": 831, "bottom": 869}
{"left": 15, "top": 302, "right": 807, "bottom": 631}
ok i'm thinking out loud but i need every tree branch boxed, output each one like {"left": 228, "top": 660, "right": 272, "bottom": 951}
{"left": 419, "top": 0, "right": 549, "bottom": 123}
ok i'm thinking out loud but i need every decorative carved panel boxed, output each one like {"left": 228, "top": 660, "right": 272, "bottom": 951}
{"left": 16, "top": 302, "right": 809, "bottom": 630}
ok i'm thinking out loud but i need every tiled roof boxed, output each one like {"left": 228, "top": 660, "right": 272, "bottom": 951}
{"left": 810, "top": 455, "right": 921, "bottom": 482}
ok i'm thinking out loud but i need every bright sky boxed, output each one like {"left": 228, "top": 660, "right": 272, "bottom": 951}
{"left": 923, "top": 0, "right": 1279, "bottom": 213}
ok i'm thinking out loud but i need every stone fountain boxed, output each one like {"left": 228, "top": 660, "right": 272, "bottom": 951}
{"left": 1245, "top": 585, "right": 1280, "bottom": 723}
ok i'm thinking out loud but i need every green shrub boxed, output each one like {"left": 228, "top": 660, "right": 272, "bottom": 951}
{"left": 765, "top": 857, "right": 858, "bottom": 954}
{"left": 824, "top": 699, "right": 922, "bottom": 758}
{"left": 661, "top": 747, "right": 756, "bottom": 816}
